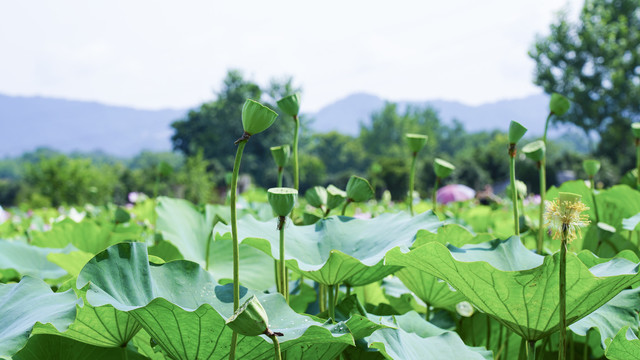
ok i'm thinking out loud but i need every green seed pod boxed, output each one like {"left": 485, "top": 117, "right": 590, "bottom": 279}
{"left": 267, "top": 187, "right": 298, "bottom": 217}
{"left": 522, "top": 140, "right": 546, "bottom": 163}
{"left": 508, "top": 121, "right": 528, "bottom": 144}
{"left": 558, "top": 192, "right": 582, "bottom": 204}
{"left": 277, "top": 93, "right": 301, "bottom": 117}
{"left": 270, "top": 145, "right": 291, "bottom": 168}
{"left": 405, "top": 133, "right": 428, "bottom": 153}
{"left": 305, "top": 186, "right": 327, "bottom": 208}
{"left": 346, "top": 176, "right": 374, "bottom": 203}
{"left": 225, "top": 295, "right": 269, "bottom": 336}
{"left": 242, "top": 99, "right": 278, "bottom": 135}
{"left": 632, "top": 122, "right": 640, "bottom": 139}
{"left": 582, "top": 159, "right": 601, "bottom": 177}
{"left": 326, "top": 185, "right": 346, "bottom": 210}
{"left": 549, "top": 93, "right": 570, "bottom": 116}
{"left": 433, "top": 158, "right": 455, "bottom": 178}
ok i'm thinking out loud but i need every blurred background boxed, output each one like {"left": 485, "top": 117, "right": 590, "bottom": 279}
{"left": 1, "top": 0, "right": 638, "bottom": 208}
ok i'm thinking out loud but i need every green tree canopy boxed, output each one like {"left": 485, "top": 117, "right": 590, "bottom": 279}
{"left": 530, "top": 0, "right": 640, "bottom": 172}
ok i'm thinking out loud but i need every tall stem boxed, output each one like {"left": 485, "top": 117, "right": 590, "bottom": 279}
{"left": 229, "top": 139, "right": 247, "bottom": 360}
{"left": 538, "top": 161, "right": 546, "bottom": 254}
{"left": 559, "top": 235, "right": 568, "bottom": 360}
{"left": 292, "top": 115, "right": 300, "bottom": 191}
{"left": 543, "top": 112, "right": 553, "bottom": 144}
{"left": 269, "top": 335, "right": 282, "bottom": 360}
{"left": 636, "top": 140, "right": 640, "bottom": 189}
{"left": 589, "top": 176, "right": 599, "bottom": 223}
{"left": 509, "top": 144, "right": 520, "bottom": 236}
{"left": 425, "top": 303, "right": 430, "bottom": 321}
{"left": 408, "top": 153, "right": 417, "bottom": 216}
{"left": 277, "top": 167, "right": 283, "bottom": 188}
{"left": 328, "top": 284, "right": 335, "bottom": 321}
{"left": 341, "top": 199, "right": 351, "bottom": 216}
{"left": 279, "top": 216, "right": 288, "bottom": 303}
{"left": 527, "top": 340, "right": 537, "bottom": 360}
{"left": 432, "top": 177, "right": 440, "bottom": 211}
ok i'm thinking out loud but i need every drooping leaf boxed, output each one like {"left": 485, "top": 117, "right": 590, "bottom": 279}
{"left": 0, "top": 277, "right": 79, "bottom": 358}
{"left": 386, "top": 236, "right": 640, "bottom": 340}
{"left": 605, "top": 326, "right": 640, "bottom": 360}
{"left": 395, "top": 268, "right": 465, "bottom": 311}
{"left": 0, "top": 239, "right": 72, "bottom": 280}
{"left": 46, "top": 250, "right": 95, "bottom": 277}
{"left": 216, "top": 211, "right": 441, "bottom": 286}
{"left": 623, "top": 213, "right": 640, "bottom": 232}
{"left": 11, "top": 334, "right": 146, "bottom": 360}
{"left": 596, "top": 186, "right": 640, "bottom": 231}
{"left": 77, "top": 242, "right": 354, "bottom": 360}
{"left": 414, "top": 224, "right": 492, "bottom": 248}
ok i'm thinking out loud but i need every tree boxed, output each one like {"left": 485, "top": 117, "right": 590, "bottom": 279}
{"left": 530, "top": 0, "right": 640, "bottom": 172}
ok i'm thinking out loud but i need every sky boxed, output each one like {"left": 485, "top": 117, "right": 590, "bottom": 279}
{"left": 0, "top": 1, "right": 581, "bottom": 112}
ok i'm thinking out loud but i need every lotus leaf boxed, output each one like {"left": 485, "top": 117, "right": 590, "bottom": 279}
{"left": 0, "top": 239, "right": 72, "bottom": 280}
{"left": 11, "top": 334, "right": 146, "bottom": 360}
{"left": 605, "top": 326, "right": 640, "bottom": 360}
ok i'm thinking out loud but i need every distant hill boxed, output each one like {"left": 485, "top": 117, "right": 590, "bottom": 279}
{"left": 311, "top": 92, "right": 552, "bottom": 136}
{"left": 0, "top": 92, "right": 579, "bottom": 158}
{"left": 0, "top": 94, "right": 186, "bottom": 157}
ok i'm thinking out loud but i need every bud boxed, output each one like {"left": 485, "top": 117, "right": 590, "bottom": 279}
{"left": 433, "top": 158, "right": 455, "bottom": 179}
{"left": 242, "top": 99, "right": 278, "bottom": 135}
{"left": 276, "top": 93, "right": 301, "bottom": 117}
{"left": 405, "top": 133, "right": 428, "bottom": 153}
{"left": 346, "top": 176, "right": 374, "bottom": 203}
{"left": 225, "top": 295, "right": 269, "bottom": 336}
{"left": 522, "top": 140, "right": 545, "bottom": 163}
{"left": 267, "top": 188, "right": 298, "bottom": 217}
{"left": 305, "top": 186, "right": 327, "bottom": 208}
{"left": 508, "top": 121, "right": 528, "bottom": 144}
{"left": 632, "top": 122, "right": 640, "bottom": 139}
{"left": 549, "top": 93, "right": 570, "bottom": 116}
{"left": 326, "top": 185, "right": 346, "bottom": 210}
{"left": 582, "top": 159, "right": 601, "bottom": 177}
{"left": 270, "top": 145, "right": 291, "bottom": 168}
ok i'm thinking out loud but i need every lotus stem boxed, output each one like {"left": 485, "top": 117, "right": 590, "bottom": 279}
{"left": 293, "top": 115, "right": 300, "bottom": 191}
{"left": 408, "top": 153, "right": 417, "bottom": 216}
{"left": 269, "top": 335, "right": 282, "bottom": 360}
{"left": 486, "top": 316, "right": 491, "bottom": 349}
{"left": 527, "top": 340, "right": 536, "bottom": 360}
{"left": 559, "top": 233, "right": 568, "bottom": 360}
{"left": 328, "top": 284, "right": 335, "bottom": 321}
{"left": 432, "top": 177, "right": 440, "bottom": 211}
{"left": 589, "top": 176, "right": 599, "bottom": 223}
{"left": 341, "top": 199, "right": 351, "bottom": 216}
{"left": 277, "top": 167, "right": 283, "bottom": 188}
{"left": 274, "top": 260, "right": 280, "bottom": 293}
{"left": 543, "top": 113, "right": 552, "bottom": 144}
{"left": 229, "top": 139, "right": 247, "bottom": 360}
{"left": 583, "top": 331, "right": 589, "bottom": 360}
{"left": 278, "top": 216, "right": 288, "bottom": 303}
{"left": 538, "top": 160, "right": 546, "bottom": 254}
{"left": 425, "top": 304, "right": 430, "bottom": 322}
{"left": 509, "top": 144, "right": 520, "bottom": 235}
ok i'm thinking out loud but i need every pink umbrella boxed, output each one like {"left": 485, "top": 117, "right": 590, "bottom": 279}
{"left": 436, "top": 184, "right": 476, "bottom": 205}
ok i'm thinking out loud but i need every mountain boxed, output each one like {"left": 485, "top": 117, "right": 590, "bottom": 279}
{"left": 0, "top": 94, "right": 186, "bottom": 157}
{"left": 310, "top": 92, "right": 552, "bottom": 136}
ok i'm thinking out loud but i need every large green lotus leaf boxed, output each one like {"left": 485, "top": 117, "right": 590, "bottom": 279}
{"left": 0, "top": 276, "right": 80, "bottom": 358}
{"left": 414, "top": 224, "right": 493, "bottom": 248}
{"left": 605, "top": 326, "right": 640, "bottom": 360}
{"left": 395, "top": 268, "right": 465, "bottom": 311}
{"left": 77, "top": 242, "right": 353, "bottom": 360}
{"left": 216, "top": 211, "right": 441, "bottom": 286}
{"left": 156, "top": 197, "right": 274, "bottom": 290}
{"left": 0, "top": 239, "right": 72, "bottom": 280}
{"left": 11, "top": 334, "right": 146, "bottom": 360}
{"left": 30, "top": 218, "right": 140, "bottom": 254}
{"left": 386, "top": 236, "right": 640, "bottom": 340}
{"left": 380, "top": 277, "right": 426, "bottom": 315}
{"left": 570, "top": 287, "right": 640, "bottom": 347}
{"left": 623, "top": 213, "right": 640, "bottom": 231}
{"left": 46, "top": 250, "right": 95, "bottom": 278}
{"left": 596, "top": 186, "right": 640, "bottom": 231}
{"left": 367, "top": 311, "right": 492, "bottom": 360}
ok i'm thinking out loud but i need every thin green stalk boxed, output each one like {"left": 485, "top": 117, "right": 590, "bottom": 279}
{"left": 559, "top": 235, "right": 568, "bottom": 360}
{"left": 319, "top": 284, "right": 326, "bottom": 312}
{"left": 346, "top": 285, "right": 351, "bottom": 296}
{"left": 328, "top": 284, "right": 335, "bottom": 321}
{"left": 279, "top": 217, "right": 287, "bottom": 303}
{"left": 274, "top": 260, "right": 280, "bottom": 293}
{"left": 583, "top": 331, "right": 589, "bottom": 360}
{"left": 425, "top": 304, "right": 430, "bottom": 322}
{"left": 538, "top": 161, "right": 546, "bottom": 254}
{"left": 486, "top": 316, "right": 491, "bottom": 349}
{"left": 408, "top": 153, "right": 417, "bottom": 216}
{"left": 277, "top": 167, "right": 283, "bottom": 188}
{"left": 636, "top": 140, "right": 640, "bottom": 188}
{"left": 341, "top": 200, "right": 351, "bottom": 216}
{"left": 509, "top": 145, "right": 520, "bottom": 235}
{"left": 292, "top": 115, "right": 300, "bottom": 191}
{"left": 229, "top": 139, "right": 247, "bottom": 360}
{"left": 538, "top": 336, "right": 550, "bottom": 360}
{"left": 589, "top": 176, "right": 599, "bottom": 223}
{"left": 268, "top": 335, "right": 282, "bottom": 360}
{"left": 432, "top": 177, "right": 440, "bottom": 211}
{"left": 527, "top": 340, "right": 537, "bottom": 360}
{"left": 543, "top": 113, "right": 553, "bottom": 144}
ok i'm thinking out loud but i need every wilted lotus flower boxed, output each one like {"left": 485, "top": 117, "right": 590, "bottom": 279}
{"left": 544, "top": 192, "right": 590, "bottom": 243}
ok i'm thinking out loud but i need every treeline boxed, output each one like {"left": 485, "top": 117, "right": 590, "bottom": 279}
{"left": 0, "top": 71, "right": 611, "bottom": 208}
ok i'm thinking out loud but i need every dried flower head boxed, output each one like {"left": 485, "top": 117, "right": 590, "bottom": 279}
{"left": 543, "top": 192, "right": 590, "bottom": 243}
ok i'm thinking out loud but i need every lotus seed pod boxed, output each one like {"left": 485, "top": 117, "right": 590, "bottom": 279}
{"left": 346, "top": 176, "right": 374, "bottom": 203}
{"left": 225, "top": 295, "right": 269, "bottom": 336}
{"left": 405, "top": 133, "right": 428, "bottom": 153}
{"left": 508, "top": 121, "right": 528, "bottom": 144}
{"left": 270, "top": 145, "right": 291, "bottom": 168}
{"left": 326, "top": 185, "right": 346, "bottom": 210}
{"left": 267, "top": 187, "right": 298, "bottom": 217}
{"left": 549, "top": 93, "right": 570, "bottom": 116}
{"left": 242, "top": 99, "right": 278, "bottom": 135}
{"left": 558, "top": 192, "right": 582, "bottom": 204}
{"left": 632, "top": 123, "right": 640, "bottom": 139}
{"left": 582, "top": 159, "right": 601, "bottom": 177}
{"left": 522, "top": 140, "right": 546, "bottom": 163}
{"left": 305, "top": 186, "right": 327, "bottom": 208}
{"left": 433, "top": 158, "right": 455, "bottom": 178}
{"left": 277, "top": 93, "right": 301, "bottom": 117}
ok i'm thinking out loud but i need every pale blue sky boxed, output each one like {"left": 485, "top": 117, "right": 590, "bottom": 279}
{"left": 0, "top": 1, "right": 580, "bottom": 112}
